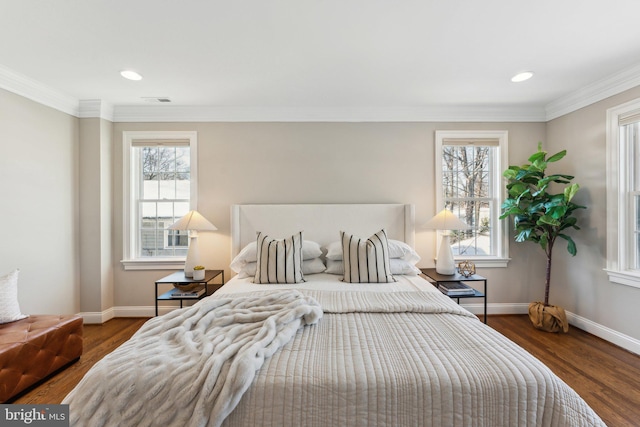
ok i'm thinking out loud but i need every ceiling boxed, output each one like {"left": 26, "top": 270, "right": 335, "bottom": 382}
{"left": 1, "top": 0, "right": 640, "bottom": 121}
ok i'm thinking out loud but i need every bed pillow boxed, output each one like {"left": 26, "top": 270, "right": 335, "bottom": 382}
{"left": 326, "top": 239, "right": 420, "bottom": 263}
{"left": 231, "top": 240, "right": 322, "bottom": 273}
{"left": 341, "top": 229, "right": 395, "bottom": 283}
{"left": 254, "top": 231, "right": 305, "bottom": 284}
{"left": 0, "top": 269, "right": 28, "bottom": 324}
{"left": 326, "top": 259, "right": 420, "bottom": 276}
{"left": 238, "top": 258, "right": 326, "bottom": 279}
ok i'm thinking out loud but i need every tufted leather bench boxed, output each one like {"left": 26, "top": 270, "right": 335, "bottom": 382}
{"left": 0, "top": 315, "right": 83, "bottom": 402}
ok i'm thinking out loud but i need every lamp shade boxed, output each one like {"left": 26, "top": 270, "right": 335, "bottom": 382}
{"left": 423, "top": 209, "right": 472, "bottom": 275}
{"left": 168, "top": 210, "right": 217, "bottom": 231}
{"left": 167, "top": 210, "right": 217, "bottom": 277}
{"left": 423, "top": 209, "right": 472, "bottom": 231}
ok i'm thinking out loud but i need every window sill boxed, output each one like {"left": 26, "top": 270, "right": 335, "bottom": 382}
{"left": 434, "top": 257, "right": 511, "bottom": 268}
{"left": 604, "top": 269, "right": 640, "bottom": 289}
{"left": 121, "top": 258, "right": 186, "bottom": 271}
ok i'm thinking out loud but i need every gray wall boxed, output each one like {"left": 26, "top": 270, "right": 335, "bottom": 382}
{"left": 546, "top": 85, "right": 640, "bottom": 339}
{"left": 111, "top": 121, "right": 546, "bottom": 310}
{"left": 0, "top": 88, "right": 79, "bottom": 314}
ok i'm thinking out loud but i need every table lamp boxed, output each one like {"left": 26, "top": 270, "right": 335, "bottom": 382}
{"left": 423, "top": 209, "right": 472, "bottom": 275}
{"left": 168, "top": 210, "right": 217, "bottom": 277}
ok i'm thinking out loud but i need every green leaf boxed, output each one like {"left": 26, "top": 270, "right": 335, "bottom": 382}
{"left": 540, "top": 234, "right": 548, "bottom": 250}
{"left": 564, "top": 183, "right": 580, "bottom": 202}
{"left": 545, "top": 194, "right": 565, "bottom": 205}
{"left": 532, "top": 184, "right": 549, "bottom": 198}
{"left": 547, "top": 205, "right": 568, "bottom": 219}
{"left": 508, "top": 182, "right": 528, "bottom": 197}
{"left": 515, "top": 229, "right": 532, "bottom": 242}
{"left": 503, "top": 168, "right": 519, "bottom": 179}
{"left": 538, "top": 215, "right": 561, "bottom": 227}
{"left": 514, "top": 216, "right": 535, "bottom": 229}
{"left": 558, "top": 234, "right": 577, "bottom": 256}
{"left": 500, "top": 206, "right": 525, "bottom": 219}
{"left": 546, "top": 173, "right": 575, "bottom": 182}
{"left": 515, "top": 189, "right": 533, "bottom": 203}
{"left": 547, "top": 150, "right": 567, "bottom": 163}
{"left": 531, "top": 159, "right": 547, "bottom": 172}
{"left": 559, "top": 217, "right": 581, "bottom": 231}
{"left": 528, "top": 150, "right": 546, "bottom": 164}
{"left": 528, "top": 201, "right": 546, "bottom": 215}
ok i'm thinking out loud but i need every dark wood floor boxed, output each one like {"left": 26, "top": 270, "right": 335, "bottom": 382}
{"left": 11, "top": 317, "right": 148, "bottom": 405}
{"left": 490, "top": 315, "right": 640, "bottom": 427}
{"left": 11, "top": 315, "right": 640, "bottom": 426}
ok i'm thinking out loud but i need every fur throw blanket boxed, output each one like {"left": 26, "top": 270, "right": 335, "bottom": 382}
{"left": 63, "top": 291, "right": 322, "bottom": 427}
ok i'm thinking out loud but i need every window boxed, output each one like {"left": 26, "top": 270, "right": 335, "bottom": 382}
{"left": 435, "top": 130, "right": 509, "bottom": 267}
{"left": 606, "top": 99, "right": 640, "bottom": 288}
{"left": 122, "top": 131, "right": 197, "bottom": 270}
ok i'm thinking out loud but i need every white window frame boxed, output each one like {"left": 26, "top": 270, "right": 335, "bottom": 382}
{"left": 435, "top": 130, "right": 510, "bottom": 267}
{"left": 605, "top": 98, "right": 640, "bottom": 288}
{"left": 121, "top": 130, "right": 198, "bottom": 270}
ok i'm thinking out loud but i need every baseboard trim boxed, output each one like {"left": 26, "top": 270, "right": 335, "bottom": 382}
{"left": 566, "top": 311, "right": 640, "bottom": 356}
{"left": 80, "top": 302, "right": 640, "bottom": 355}
{"left": 78, "top": 307, "right": 115, "bottom": 324}
{"left": 442, "top": 302, "right": 640, "bottom": 355}
{"left": 460, "top": 302, "right": 530, "bottom": 315}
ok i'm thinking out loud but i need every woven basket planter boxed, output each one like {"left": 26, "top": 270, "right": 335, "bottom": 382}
{"left": 528, "top": 302, "right": 569, "bottom": 333}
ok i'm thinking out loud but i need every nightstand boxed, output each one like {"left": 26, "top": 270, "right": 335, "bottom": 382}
{"left": 421, "top": 268, "right": 487, "bottom": 324}
{"left": 154, "top": 270, "right": 224, "bottom": 316}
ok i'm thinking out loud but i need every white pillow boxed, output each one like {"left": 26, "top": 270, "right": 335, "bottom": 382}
{"left": 326, "top": 239, "right": 420, "bottom": 263}
{"left": 341, "top": 229, "right": 395, "bottom": 283}
{"left": 238, "top": 258, "right": 326, "bottom": 279}
{"left": 0, "top": 269, "right": 28, "bottom": 324}
{"left": 326, "top": 259, "right": 420, "bottom": 276}
{"left": 254, "top": 232, "right": 305, "bottom": 284}
{"left": 231, "top": 239, "right": 322, "bottom": 273}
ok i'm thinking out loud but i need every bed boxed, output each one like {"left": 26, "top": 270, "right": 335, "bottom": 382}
{"left": 63, "top": 204, "right": 605, "bottom": 426}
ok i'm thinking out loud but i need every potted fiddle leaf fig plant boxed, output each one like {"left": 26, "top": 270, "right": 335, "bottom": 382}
{"left": 499, "top": 143, "right": 586, "bottom": 333}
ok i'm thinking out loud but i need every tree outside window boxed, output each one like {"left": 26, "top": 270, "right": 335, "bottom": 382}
{"left": 122, "top": 131, "right": 198, "bottom": 270}
{"left": 138, "top": 145, "right": 191, "bottom": 257}
{"left": 442, "top": 145, "right": 492, "bottom": 256}
{"left": 435, "top": 130, "right": 509, "bottom": 267}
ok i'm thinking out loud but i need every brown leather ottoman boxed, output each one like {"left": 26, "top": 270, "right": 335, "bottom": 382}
{"left": 0, "top": 315, "right": 83, "bottom": 402}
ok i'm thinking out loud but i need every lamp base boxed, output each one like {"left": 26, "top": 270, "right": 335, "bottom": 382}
{"left": 184, "top": 235, "right": 200, "bottom": 277}
{"left": 435, "top": 235, "right": 456, "bottom": 275}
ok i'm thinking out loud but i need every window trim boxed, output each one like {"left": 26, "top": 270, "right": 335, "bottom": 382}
{"left": 434, "top": 130, "right": 510, "bottom": 267}
{"left": 605, "top": 98, "right": 640, "bottom": 288}
{"left": 121, "top": 130, "right": 198, "bottom": 270}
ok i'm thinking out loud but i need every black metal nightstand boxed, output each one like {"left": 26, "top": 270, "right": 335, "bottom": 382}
{"left": 154, "top": 270, "right": 224, "bottom": 316}
{"left": 421, "top": 268, "right": 487, "bottom": 324}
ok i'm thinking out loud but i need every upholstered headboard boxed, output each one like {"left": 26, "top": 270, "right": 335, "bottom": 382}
{"left": 230, "top": 204, "right": 415, "bottom": 257}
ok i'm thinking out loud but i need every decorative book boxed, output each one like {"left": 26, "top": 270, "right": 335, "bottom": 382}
{"left": 438, "top": 281, "right": 476, "bottom": 296}
{"left": 170, "top": 288, "right": 205, "bottom": 298}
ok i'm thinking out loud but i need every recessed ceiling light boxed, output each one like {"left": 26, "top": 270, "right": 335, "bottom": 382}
{"left": 511, "top": 71, "right": 533, "bottom": 83}
{"left": 120, "top": 70, "right": 143, "bottom": 81}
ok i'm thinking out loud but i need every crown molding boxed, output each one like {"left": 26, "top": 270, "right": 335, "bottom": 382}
{"left": 112, "top": 104, "right": 547, "bottom": 123}
{"left": 0, "top": 64, "right": 79, "bottom": 116}
{"left": 545, "top": 61, "right": 640, "bottom": 121}
{"left": 79, "top": 99, "right": 114, "bottom": 121}
{"left": 1, "top": 62, "right": 639, "bottom": 123}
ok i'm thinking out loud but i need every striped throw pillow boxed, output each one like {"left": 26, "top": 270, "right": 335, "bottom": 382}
{"left": 254, "top": 231, "right": 305, "bottom": 284}
{"left": 341, "top": 229, "right": 395, "bottom": 283}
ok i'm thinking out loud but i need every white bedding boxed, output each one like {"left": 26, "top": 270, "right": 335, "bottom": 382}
{"left": 64, "top": 290, "right": 322, "bottom": 427}
{"left": 219, "top": 274, "right": 605, "bottom": 427}
{"left": 64, "top": 273, "right": 605, "bottom": 426}
{"left": 218, "top": 271, "right": 440, "bottom": 294}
